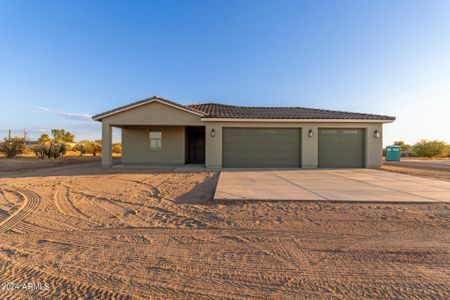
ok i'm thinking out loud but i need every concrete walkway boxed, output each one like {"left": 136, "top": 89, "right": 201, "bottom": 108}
{"left": 214, "top": 169, "right": 450, "bottom": 202}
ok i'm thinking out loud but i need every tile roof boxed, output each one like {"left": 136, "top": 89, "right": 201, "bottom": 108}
{"left": 187, "top": 103, "right": 396, "bottom": 120}
{"left": 93, "top": 96, "right": 395, "bottom": 121}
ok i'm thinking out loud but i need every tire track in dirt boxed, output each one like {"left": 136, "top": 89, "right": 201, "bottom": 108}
{"left": 69, "top": 188, "right": 213, "bottom": 229}
{"left": 0, "top": 189, "right": 40, "bottom": 235}
{"left": 104, "top": 174, "right": 226, "bottom": 228}
{"left": 69, "top": 190, "right": 149, "bottom": 227}
{"left": 53, "top": 186, "right": 100, "bottom": 228}
{"left": 14, "top": 220, "right": 53, "bottom": 234}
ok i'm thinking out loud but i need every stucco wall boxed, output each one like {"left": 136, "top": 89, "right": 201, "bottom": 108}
{"left": 205, "top": 122, "right": 383, "bottom": 168}
{"left": 121, "top": 126, "right": 186, "bottom": 165}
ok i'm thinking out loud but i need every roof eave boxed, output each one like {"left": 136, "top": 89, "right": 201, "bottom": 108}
{"left": 200, "top": 118, "right": 395, "bottom": 123}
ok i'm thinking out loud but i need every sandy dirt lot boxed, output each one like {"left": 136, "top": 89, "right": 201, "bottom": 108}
{"left": 0, "top": 162, "right": 449, "bottom": 299}
{"left": 382, "top": 163, "right": 450, "bottom": 182}
{"left": 0, "top": 156, "right": 102, "bottom": 174}
{"left": 384, "top": 158, "right": 450, "bottom": 172}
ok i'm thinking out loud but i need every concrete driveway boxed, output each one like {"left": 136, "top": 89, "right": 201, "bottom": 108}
{"left": 214, "top": 169, "right": 450, "bottom": 202}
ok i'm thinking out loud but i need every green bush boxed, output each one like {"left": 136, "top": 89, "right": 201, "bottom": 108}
{"left": 32, "top": 144, "right": 47, "bottom": 159}
{"left": 32, "top": 142, "right": 66, "bottom": 159}
{"left": 0, "top": 137, "right": 26, "bottom": 158}
{"left": 393, "top": 141, "right": 412, "bottom": 153}
{"left": 74, "top": 140, "right": 102, "bottom": 156}
{"left": 73, "top": 143, "right": 86, "bottom": 156}
{"left": 412, "top": 140, "right": 449, "bottom": 158}
{"left": 112, "top": 143, "right": 121, "bottom": 154}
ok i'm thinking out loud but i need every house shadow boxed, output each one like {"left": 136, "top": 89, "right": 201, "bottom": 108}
{"left": 0, "top": 159, "right": 214, "bottom": 179}
{"left": 174, "top": 173, "right": 220, "bottom": 205}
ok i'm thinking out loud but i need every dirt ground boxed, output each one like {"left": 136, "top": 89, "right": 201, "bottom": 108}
{"left": 0, "top": 162, "right": 449, "bottom": 299}
{"left": 0, "top": 156, "right": 102, "bottom": 173}
{"left": 382, "top": 164, "right": 450, "bottom": 182}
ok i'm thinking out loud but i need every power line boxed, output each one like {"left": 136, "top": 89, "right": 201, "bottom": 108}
{"left": 352, "top": 70, "right": 450, "bottom": 110}
{"left": 383, "top": 87, "right": 450, "bottom": 112}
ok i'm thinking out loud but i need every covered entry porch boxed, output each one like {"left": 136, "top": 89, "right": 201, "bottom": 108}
{"left": 101, "top": 124, "right": 205, "bottom": 166}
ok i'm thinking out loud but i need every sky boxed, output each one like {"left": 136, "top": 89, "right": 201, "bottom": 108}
{"left": 1, "top": 0, "right": 449, "bottom": 145}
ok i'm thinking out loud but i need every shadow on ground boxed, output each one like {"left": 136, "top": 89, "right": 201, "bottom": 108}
{"left": 175, "top": 173, "right": 220, "bottom": 204}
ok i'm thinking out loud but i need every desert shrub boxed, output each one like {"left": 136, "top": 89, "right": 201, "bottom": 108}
{"left": 412, "top": 140, "right": 449, "bottom": 158}
{"left": 0, "top": 137, "right": 26, "bottom": 158}
{"left": 50, "top": 143, "right": 66, "bottom": 158}
{"left": 64, "top": 143, "right": 74, "bottom": 152}
{"left": 74, "top": 140, "right": 101, "bottom": 156}
{"left": 112, "top": 143, "right": 121, "bottom": 154}
{"left": 32, "top": 142, "right": 66, "bottom": 159}
{"left": 32, "top": 144, "right": 47, "bottom": 159}
{"left": 87, "top": 140, "right": 102, "bottom": 156}
{"left": 393, "top": 141, "right": 412, "bottom": 152}
{"left": 73, "top": 143, "right": 87, "bottom": 156}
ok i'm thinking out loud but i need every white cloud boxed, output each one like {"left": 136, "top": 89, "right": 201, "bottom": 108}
{"left": 56, "top": 112, "right": 93, "bottom": 121}
{"left": 36, "top": 106, "right": 50, "bottom": 111}
{"left": 35, "top": 106, "right": 93, "bottom": 121}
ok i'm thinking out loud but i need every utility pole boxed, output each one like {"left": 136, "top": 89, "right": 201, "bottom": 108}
{"left": 24, "top": 128, "right": 27, "bottom": 141}
{"left": 8, "top": 129, "right": 11, "bottom": 140}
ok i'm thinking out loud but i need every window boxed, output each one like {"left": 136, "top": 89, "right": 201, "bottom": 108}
{"left": 322, "top": 129, "right": 337, "bottom": 135}
{"left": 343, "top": 130, "right": 359, "bottom": 135}
{"left": 149, "top": 131, "right": 162, "bottom": 150}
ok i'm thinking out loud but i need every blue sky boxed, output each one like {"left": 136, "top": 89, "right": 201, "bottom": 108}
{"left": 1, "top": 0, "right": 449, "bottom": 145}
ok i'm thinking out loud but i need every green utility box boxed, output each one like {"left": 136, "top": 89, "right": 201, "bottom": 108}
{"left": 386, "top": 145, "right": 401, "bottom": 161}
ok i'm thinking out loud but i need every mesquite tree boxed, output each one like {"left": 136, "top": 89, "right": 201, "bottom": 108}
{"left": 0, "top": 137, "right": 26, "bottom": 158}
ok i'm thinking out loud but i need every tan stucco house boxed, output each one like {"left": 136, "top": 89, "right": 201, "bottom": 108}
{"left": 93, "top": 96, "right": 395, "bottom": 168}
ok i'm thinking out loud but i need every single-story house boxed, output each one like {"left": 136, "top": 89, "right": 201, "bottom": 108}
{"left": 93, "top": 96, "right": 395, "bottom": 168}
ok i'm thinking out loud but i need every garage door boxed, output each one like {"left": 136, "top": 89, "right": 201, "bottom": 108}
{"left": 223, "top": 128, "right": 301, "bottom": 168}
{"left": 318, "top": 128, "right": 365, "bottom": 168}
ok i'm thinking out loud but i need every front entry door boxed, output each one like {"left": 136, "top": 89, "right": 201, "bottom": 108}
{"left": 187, "top": 127, "right": 205, "bottom": 164}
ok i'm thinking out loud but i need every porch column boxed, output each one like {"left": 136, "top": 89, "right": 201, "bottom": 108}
{"left": 102, "top": 122, "right": 112, "bottom": 166}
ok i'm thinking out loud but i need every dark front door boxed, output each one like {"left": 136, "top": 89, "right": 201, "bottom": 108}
{"left": 187, "top": 127, "right": 205, "bottom": 164}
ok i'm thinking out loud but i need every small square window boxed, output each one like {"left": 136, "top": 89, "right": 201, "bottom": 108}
{"left": 149, "top": 131, "right": 162, "bottom": 150}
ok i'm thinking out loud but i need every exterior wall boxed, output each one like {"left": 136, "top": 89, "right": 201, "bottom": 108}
{"left": 121, "top": 126, "right": 186, "bottom": 165}
{"left": 205, "top": 121, "right": 384, "bottom": 168}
